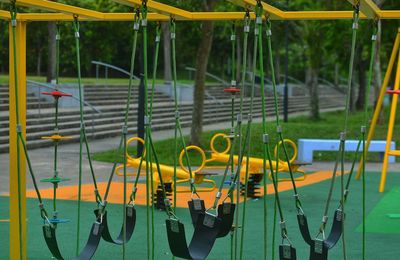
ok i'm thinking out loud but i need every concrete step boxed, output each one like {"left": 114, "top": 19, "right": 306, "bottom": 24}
{"left": 0, "top": 100, "right": 341, "bottom": 146}
{"left": 0, "top": 102, "right": 343, "bottom": 152}
{"left": 0, "top": 94, "right": 344, "bottom": 124}
{"left": 0, "top": 87, "right": 345, "bottom": 152}
{"left": 0, "top": 102, "right": 54, "bottom": 111}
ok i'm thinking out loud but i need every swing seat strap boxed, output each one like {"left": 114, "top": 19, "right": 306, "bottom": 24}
{"left": 297, "top": 213, "right": 313, "bottom": 245}
{"left": 188, "top": 199, "right": 206, "bottom": 226}
{"left": 309, "top": 239, "right": 329, "bottom": 260}
{"left": 216, "top": 202, "right": 235, "bottom": 238}
{"left": 279, "top": 244, "right": 297, "bottom": 260}
{"left": 325, "top": 209, "right": 344, "bottom": 249}
{"left": 188, "top": 199, "right": 235, "bottom": 238}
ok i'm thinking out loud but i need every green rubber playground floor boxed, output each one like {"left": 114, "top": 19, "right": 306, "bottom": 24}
{"left": 1, "top": 170, "right": 399, "bottom": 259}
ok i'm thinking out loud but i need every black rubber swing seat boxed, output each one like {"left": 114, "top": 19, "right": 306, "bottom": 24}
{"left": 43, "top": 219, "right": 104, "bottom": 260}
{"left": 94, "top": 205, "right": 136, "bottom": 244}
{"left": 188, "top": 199, "right": 236, "bottom": 237}
{"left": 42, "top": 206, "right": 136, "bottom": 260}
{"left": 297, "top": 209, "right": 344, "bottom": 260}
{"left": 166, "top": 213, "right": 222, "bottom": 260}
{"left": 165, "top": 199, "right": 235, "bottom": 260}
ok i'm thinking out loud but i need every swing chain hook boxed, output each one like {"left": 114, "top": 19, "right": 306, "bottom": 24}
{"left": 39, "top": 203, "right": 53, "bottom": 227}
{"left": 9, "top": 0, "right": 17, "bottom": 24}
{"left": 316, "top": 216, "right": 328, "bottom": 239}
{"left": 94, "top": 189, "right": 102, "bottom": 205}
{"left": 280, "top": 221, "right": 293, "bottom": 246}
{"left": 142, "top": 0, "right": 147, "bottom": 7}
{"left": 10, "top": 0, "right": 16, "bottom": 11}
{"left": 244, "top": 8, "right": 250, "bottom": 22}
{"left": 294, "top": 194, "right": 304, "bottom": 214}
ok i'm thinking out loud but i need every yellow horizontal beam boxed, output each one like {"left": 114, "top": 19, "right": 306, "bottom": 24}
{"left": 228, "top": 0, "right": 284, "bottom": 19}
{"left": 347, "top": 0, "right": 381, "bottom": 19}
{"left": 14, "top": 12, "right": 169, "bottom": 22}
{"left": 379, "top": 11, "right": 400, "bottom": 20}
{"left": 284, "top": 11, "right": 367, "bottom": 20}
{"left": 0, "top": 2, "right": 398, "bottom": 22}
{"left": 114, "top": 0, "right": 192, "bottom": 20}
{"left": 103, "top": 12, "right": 169, "bottom": 21}
{"left": 4, "top": 11, "right": 400, "bottom": 21}
{"left": 0, "top": 9, "right": 10, "bottom": 19}
{"left": 1, "top": 0, "right": 104, "bottom": 19}
{"left": 191, "top": 12, "right": 257, "bottom": 21}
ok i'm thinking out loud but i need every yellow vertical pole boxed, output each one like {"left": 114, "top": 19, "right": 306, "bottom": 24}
{"left": 356, "top": 29, "right": 400, "bottom": 180}
{"left": 9, "top": 21, "right": 27, "bottom": 260}
{"left": 379, "top": 46, "right": 400, "bottom": 192}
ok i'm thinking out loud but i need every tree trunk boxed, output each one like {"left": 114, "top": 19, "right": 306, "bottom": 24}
{"left": 373, "top": 21, "right": 382, "bottom": 102}
{"left": 36, "top": 48, "right": 42, "bottom": 76}
{"left": 374, "top": 0, "right": 386, "bottom": 124}
{"left": 47, "top": 22, "right": 57, "bottom": 83}
{"left": 190, "top": 0, "right": 214, "bottom": 146}
{"left": 334, "top": 63, "right": 339, "bottom": 87}
{"left": 162, "top": 22, "right": 172, "bottom": 82}
{"left": 307, "top": 67, "right": 320, "bottom": 120}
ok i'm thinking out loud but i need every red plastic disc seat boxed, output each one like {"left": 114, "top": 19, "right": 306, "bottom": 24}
{"left": 223, "top": 87, "right": 240, "bottom": 94}
{"left": 42, "top": 91, "right": 72, "bottom": 98}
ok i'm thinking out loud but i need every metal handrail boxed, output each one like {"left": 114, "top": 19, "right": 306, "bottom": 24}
{"left": 185, "top": 66, "right": 230, "bottom": 86}
{"left": 27, "top": 80, "right": 102, "bottom": 138}
{"left": 27, "top": 80, "right": 102, "bottom": 114}
{"left": 317, "top": 77, "right": 346, "bottom": 94}
{"left": 92, "top": 60, "right": 139, "bottom": 81}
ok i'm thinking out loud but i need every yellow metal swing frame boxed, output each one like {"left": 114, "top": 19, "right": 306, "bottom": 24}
{"left": 3, "top": 0, "right": 396, "bottom": 258}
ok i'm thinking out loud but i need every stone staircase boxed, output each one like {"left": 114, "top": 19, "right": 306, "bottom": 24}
{"left": 0, "top": 84, "right": 345, "bottom": 153}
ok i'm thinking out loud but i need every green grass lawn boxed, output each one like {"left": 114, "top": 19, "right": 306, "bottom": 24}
{"left": 92, "top": 108, "right": 398, "bottom": 165}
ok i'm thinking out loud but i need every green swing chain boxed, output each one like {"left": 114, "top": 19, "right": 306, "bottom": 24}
{"left": 52, "top": 23, "right": 61, "bottom": 216}
{"left": 233, "top": 11, "right": 250, "bottom": 259}
{"left": 217, "top": 10, "right": 254, "bottom": 260}
{"left": 342, "top": 19, "right": 378, "bottom": 260}
{"left": 72, "top": 16, "right": 103, "bottom": 255}
{"left": 170, "top": 18, "right": 199, "bottom": 198}
{"left": 142, "top": 3, "right": 173, "bottom": 257}
{"left": 147, "top": 22, "right": 163, "bottom": 260}
{"left": 360, "top": 21, "right": 378, "bottom": 260}
{"left": 238, "top": 7, "right": 260, "bottom": 260}
{"left": 317, "top": 4, "right": 360, "bottom": 244}
{"left": 254, "top": 3, "right": 268, "bottom": 260}
{"left": 133, "top": 13, "right": 176, "bottom": 224}
{"left": 230, "top": 21, "right": 237, "bottom": 131}
{"left": 264, "top": 19, "right": 303, "bottom": 259}
{"left": 229, "top": 22, "right": 236, "bottom": 260}
{"left": 264, "top": 11, "right": 295, "bottom": 259}
{"left": 102, "top": 8, "right": 140, "bottom": 205}
{"left": 140, "top": 4, "right": 152, "bottom": 259}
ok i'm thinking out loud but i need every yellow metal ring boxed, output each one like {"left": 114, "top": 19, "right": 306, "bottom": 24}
{"left": 179, "top": 145, "right": 206, "bottom": 174}
{"left": 126, "top": 137, "right": 146, "bottom": 161}
{"left": 210, "top": 133, "right": 231, "bottom": 154}
{"left": 274, "top": 139, "right": 298, "bottom": 164}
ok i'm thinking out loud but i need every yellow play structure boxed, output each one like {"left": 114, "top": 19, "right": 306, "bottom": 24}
{"left": 117, "top": 133, "right": 307, "bottom": 196}
{"left": 115, "top": 137, "right": 217, "bottom": 193}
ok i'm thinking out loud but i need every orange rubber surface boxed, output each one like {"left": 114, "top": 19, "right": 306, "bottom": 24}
{"left": 26, "top": 170, "right": 342, "bottom": 208}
